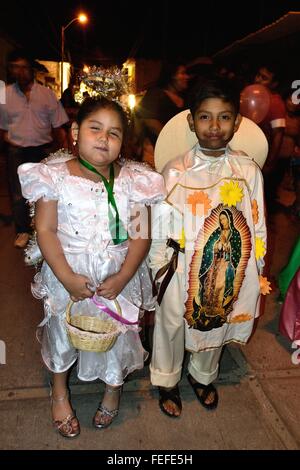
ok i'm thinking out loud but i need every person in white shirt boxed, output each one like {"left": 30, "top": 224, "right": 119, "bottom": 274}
{"left": 0, "top": 49, "right": 69, "bottom": 248}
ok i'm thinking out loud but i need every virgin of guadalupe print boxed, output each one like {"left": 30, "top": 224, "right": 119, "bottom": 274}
{"left": 185, "top": 204, "right": 252, "bottom": 331}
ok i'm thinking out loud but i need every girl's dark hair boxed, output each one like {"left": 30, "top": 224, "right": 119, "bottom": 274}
{"left": 188, "top": 77, "right": 240, "bottom": 117}
{"left": 76, "top": 97, "right": 129, "bottom": 136}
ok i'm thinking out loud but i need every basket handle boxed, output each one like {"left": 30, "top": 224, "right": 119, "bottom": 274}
{"left": 65, "top": 298, "right": 121, "bottom": 319}
{"left": 91, "top": 296, "right": 139, "bottom": 325}
{"left": 65, "top": 300, "right": 73, "bottom": 324}
{"left": 65, "top": 298, "right": 138, "bottom": 326}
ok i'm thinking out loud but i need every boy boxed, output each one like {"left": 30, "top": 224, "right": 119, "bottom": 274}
{"left": 149, "top": 78, "right": 267, "bottom": 417}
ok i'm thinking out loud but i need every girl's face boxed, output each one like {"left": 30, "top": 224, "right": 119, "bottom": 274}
{"left": 187, "top": 97, "right": 240, "bottom": 154}
{"left": 74, "top": 107, "right": 123, "bottom": 169}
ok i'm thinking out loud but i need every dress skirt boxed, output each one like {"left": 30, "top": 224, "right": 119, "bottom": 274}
{"left": 33, "top": 241, "right": 152, "bottom": 385}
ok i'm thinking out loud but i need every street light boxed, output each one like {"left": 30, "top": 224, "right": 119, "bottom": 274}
{"left": 61, "top": 13, "right": 88, "bottom": 96}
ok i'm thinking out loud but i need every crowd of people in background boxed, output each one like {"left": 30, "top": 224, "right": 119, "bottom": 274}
{"left": 1, "top": 49, "right": 300, "bottom": 247}
{"left": 132, "top": 59, "right": 300, "bottom": 218}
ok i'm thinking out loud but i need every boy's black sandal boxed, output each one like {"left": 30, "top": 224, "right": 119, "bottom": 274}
{"left": 158, "top": 385, "right": 182, "bottom": 418}
{"left": 187, "top": 373, "right": 218, "bottom": 410}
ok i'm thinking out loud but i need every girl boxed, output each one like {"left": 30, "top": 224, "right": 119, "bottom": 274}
{"left": 18, "top": 97, "right": 166, "bottom": 437}
{"left": 149, "top": 78, "right": 267, "bottom": 417}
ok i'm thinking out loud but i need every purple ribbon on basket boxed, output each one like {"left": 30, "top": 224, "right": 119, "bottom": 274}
{"left": 91, "top": 296, "right": 139, "bottom": 326}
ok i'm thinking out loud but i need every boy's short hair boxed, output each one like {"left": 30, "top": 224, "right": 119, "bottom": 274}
{"left": 6, "top": 48, "right": 35, "bottom": 68}
{"left": 257, "top": 61, "right": 283, "bottom": 84}
{"left": 188, "top": 77, "right": 240, "bottom": 117}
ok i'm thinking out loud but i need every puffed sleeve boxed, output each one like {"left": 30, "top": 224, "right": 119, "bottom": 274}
{"left": 127, "top": 161, "right": 167, "bottom": 205}
{"left": 18, "top": 162, "right": 59, "bottom": 202}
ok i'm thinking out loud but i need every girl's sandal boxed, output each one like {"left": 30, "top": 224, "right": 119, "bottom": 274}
{"left": 93, "top": 404, "right": 119, "bottom": 429}
{"left": 93, "top": 385, "right": 122, "bottom": 429}
{"left": 51, "top": 393, "right": 80, "bottom": 438}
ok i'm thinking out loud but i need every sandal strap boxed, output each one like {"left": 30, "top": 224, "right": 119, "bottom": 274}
{"left": 53, "top": 412, "right": 75, "bottom": 429}
{"left": 187, "top": 375, "right": 216, "bottom": 395}
{"left": 158, "top": 386, "right": 182, "bottom": 410}
{"left": 187, "top": 373, "right": 208, "bottom": 391}
{"left": 97, "top": 403, "right": 119, "bottom": 418}
{"left": 53, "top": 413, "right": 80, "bottom": 438}
{"left": 51, "top": 393, "right": 69, "bottom": 403}
{"left": 105, "top": 385, "right": 122, "bottom": 394}
{"left": 187, "top": 374, "right": 218, "bottom": 409}
{"left": 199, "top": 383, "right": 216, "bottom": 402}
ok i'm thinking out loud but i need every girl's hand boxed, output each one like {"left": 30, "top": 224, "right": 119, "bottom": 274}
{"left": 63, "top": 273, "right": 94, "bottom": 302}
{"left": 96, "top": 272, "right": 128, "bottom": 300}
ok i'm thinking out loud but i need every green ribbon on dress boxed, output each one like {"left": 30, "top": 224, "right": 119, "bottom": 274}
{"left": 78, "top": 157, "right": 128, "bottom": 245}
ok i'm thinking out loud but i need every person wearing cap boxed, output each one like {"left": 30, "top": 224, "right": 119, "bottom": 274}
{"left": 149, "top": 77, "right": 267, "bottom": 417}
{"left": 0, "top": 48, "right": 68, "bottom": 248}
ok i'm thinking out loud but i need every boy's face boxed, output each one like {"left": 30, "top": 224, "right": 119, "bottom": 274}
{"left": 187, "top": 97, "right": 240, "bottom": 153}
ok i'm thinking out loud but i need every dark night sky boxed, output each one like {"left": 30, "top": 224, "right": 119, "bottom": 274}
{"left": 1, "top": 0, "right": 300, "bottom": 64}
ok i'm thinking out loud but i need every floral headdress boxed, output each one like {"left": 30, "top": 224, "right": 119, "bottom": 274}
{"left": 74, "top": 65, "right": 130, "bottom": 112}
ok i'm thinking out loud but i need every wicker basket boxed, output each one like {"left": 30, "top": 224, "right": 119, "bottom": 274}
{"left": 65, "top": 300, "right": 122, "bottom": 352}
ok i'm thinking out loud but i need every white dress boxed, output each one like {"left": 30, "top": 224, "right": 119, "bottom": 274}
{"left": 18, "top": 152, "right": 166, "bottom": 385}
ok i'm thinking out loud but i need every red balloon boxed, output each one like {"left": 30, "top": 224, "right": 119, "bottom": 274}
{"left": 240, "top": 84, "right": 271, "bottom": 124}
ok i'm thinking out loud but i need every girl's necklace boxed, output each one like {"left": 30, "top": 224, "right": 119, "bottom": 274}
{"left": 78, "top": 157, "right": 128, "bottom": 245}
